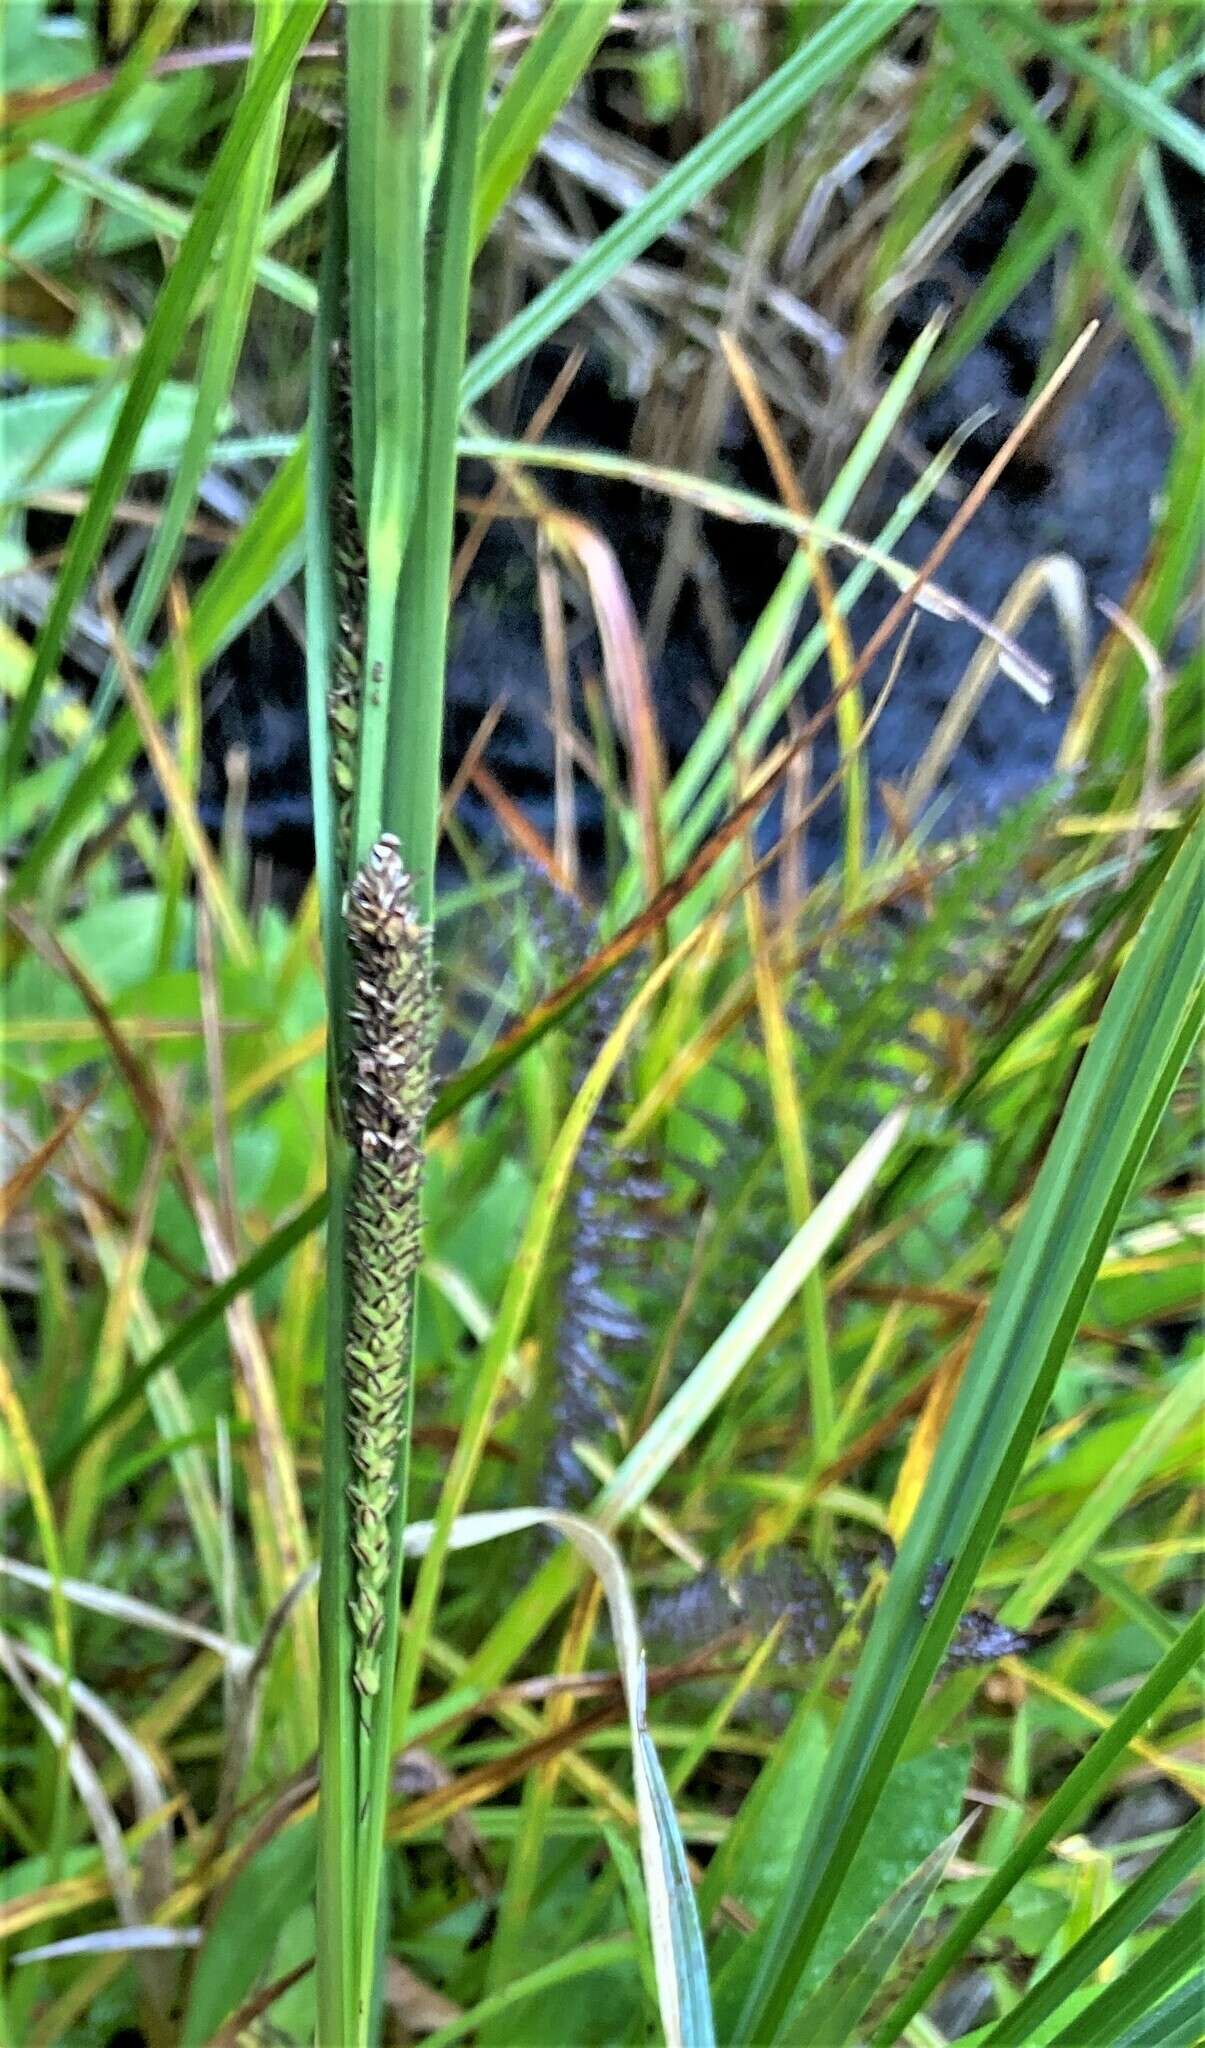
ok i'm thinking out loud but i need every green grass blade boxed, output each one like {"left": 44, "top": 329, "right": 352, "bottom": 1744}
{"left": 344, "top": 0, "right": 429, "bottom": 866}
{"left": 944, "top": 8, "right": 1185, "bottom": 420}
{"left": 8, "top": 440, "right": 306, "bottom": 906}
{"left": 666, "top": 317, "right": 942, "bottom": 829}
{"left": 997, "top": 2, "right": 1205, "bottom": 176}
{"left": 422, "top": 1942, "right": 635, "bottom": 2048}
{"left": 461, "top": 0, "right": 913, "bottom": 407}
{"left": 872, "top": 1607, "right": 1205, "bottom": 2045}
{"left": 1002, "top": 1351, "right": 1202, "bottom": 1628}
{"left": 89, "top": 0, "right": 295, "bottom": 730}
{"left": 27, "top": 142, "right": 317, "bottom": 314}
{"left": 384, "top": 0, "right": 494, "bottom": 921}
{"left": 1, "top": 1, "right": 322, "bottom": 785}
{"left": 261, "top": 143, "right": 336, "bottom": 260}
{"left": 640, "top": 1709, "right": 715, "bottom": 2048}
{"left": 982, "top": 1812, "right": 1204, "bottom": 2047}
{"left": 594, "top": 1108, "right": 908, "bottom": 1530}
{"left": 651, "top": 317, "right": 945, "bottom": 886}
{"left": 790, "top": 1818, "right": 974, "bottom": 2047}
{"left": 41, "top": 1192, "right": 327, "bottom": 1490}
{"left": 6, "top": 0, "right": 196, "bottom": 250}
{"left": 734, "top": 820, "right": 1205, "bottom": 2043}
{"left": 1081, "top": 1558, "right": 1179, "bottom": 1654}
{"left": 927, "top": 30, "right": 1202, "bottom": 396}
{"left": 1082, "top": 354, "right": 1205, "bottom": 765}
{"left": 473, "top": 0, "right": 614, "bottom": 250}
{"left": 1102, "top": 1966, "right": 1205, "bottom": 2048}
{"left": 1140, "top": 137, "right": 1199, "bottom": 322}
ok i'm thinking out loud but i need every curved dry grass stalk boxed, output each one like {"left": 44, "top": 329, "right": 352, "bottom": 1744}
{"left": 0, "top": 1635, "right": 141, "bottom": 1941}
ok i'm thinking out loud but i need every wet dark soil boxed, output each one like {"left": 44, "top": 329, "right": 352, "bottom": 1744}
{"left": 194, "top": 163, "right": 1186, "bottom": 881}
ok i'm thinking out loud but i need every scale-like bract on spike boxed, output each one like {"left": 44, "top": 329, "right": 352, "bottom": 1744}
{"left": 343, "top": 836, "right": 433, "bottom": 1720}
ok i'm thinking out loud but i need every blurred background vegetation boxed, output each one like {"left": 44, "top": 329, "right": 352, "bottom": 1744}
{"left": 1, "top": 4, "right": 1201, "bottom": 2045}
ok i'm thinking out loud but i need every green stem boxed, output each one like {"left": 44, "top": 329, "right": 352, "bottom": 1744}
{"left": 312, "top": 12, "right": 495, "bottom": 2043}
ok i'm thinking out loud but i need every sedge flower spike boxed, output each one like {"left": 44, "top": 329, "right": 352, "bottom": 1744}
{"left": 342, "top": 834, "right": 433, "bottom": 1719}
{"left": 327, "top": 320, "right": 364, "bottom": 878}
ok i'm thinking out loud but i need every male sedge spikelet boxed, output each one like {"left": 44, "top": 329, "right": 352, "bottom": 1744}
{"left": 327, "top": 316, "right": 364, "bottom": 881}
{"left": 343, "top": 834, "right": 433, "bottom": 1719}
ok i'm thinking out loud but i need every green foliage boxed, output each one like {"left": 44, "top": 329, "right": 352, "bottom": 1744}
{"left": 1, "top": 0, "right": 322, "bottom": 780}
{"left": 1, "top": 4, "right": 1201, "bottom": 2046}
{"left": 714, "top": 1745, "right": 970, "bottom": 2030}
{"left": 180, "top": 1816, "right": 317, "bottom": 2048}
